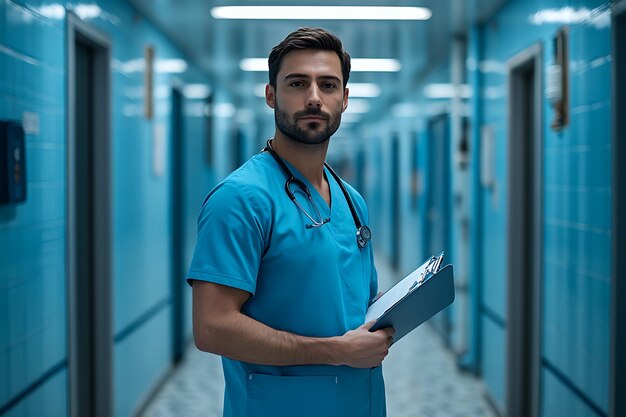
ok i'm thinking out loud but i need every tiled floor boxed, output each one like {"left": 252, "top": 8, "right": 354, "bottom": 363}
{"left": 140, "top": 257, "right": 497, "bottom": 417}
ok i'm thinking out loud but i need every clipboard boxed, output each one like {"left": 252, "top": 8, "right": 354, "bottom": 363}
{"left": 366, "top": 252, "right": 455, "bottom": 345}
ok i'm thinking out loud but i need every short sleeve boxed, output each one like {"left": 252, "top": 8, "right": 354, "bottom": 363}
{"left": 186, "top": 180, "right": 268, "bottom": 295}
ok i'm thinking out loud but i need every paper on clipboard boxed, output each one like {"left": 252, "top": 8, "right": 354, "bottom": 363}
{"left": 365, "top": 252, "right": 444, "bottom": 323}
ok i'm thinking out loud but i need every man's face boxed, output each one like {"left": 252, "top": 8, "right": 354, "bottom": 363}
{"left": 266, "top": 49, "right": 349, "bottom": 145}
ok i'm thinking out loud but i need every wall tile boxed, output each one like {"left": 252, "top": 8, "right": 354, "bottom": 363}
{"left": 1, "top": 0, "right": 211, "bottom": 414}
{"left": 0, "top": 349, "right": 8, "bottom": 406}
{"left": 478, "top": 0, "right": 612, "bottom": 414}
{"left": 481, "top": 316, "right": 506, "bottom": 411}
{"left": 541, "top": 367, "right": 601, "bottom": 417}
{"left": 115, "top": 306, "right": 172, "bottom": 417}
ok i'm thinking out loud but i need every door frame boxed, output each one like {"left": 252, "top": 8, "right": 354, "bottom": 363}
{"left": 505, "top": 42, "right": 543, "bottom": 417}
{"left": 611, "top": 2, "right": 626, "bottom": 416}
{"left": 66, "top": 13, "right": 112, "bottom": 417}
{"left": 170, "top": 85, "right": 185, "bottom": 364}
{"left": 425, "top": 112, "right": 453, "bottom": 344}
{"left": 390, "top": 133, "right": 401, "bottom": 270}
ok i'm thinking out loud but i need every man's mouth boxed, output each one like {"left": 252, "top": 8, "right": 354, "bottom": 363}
{"left": 295, "top": 109, "right": 330, "bottom": 121}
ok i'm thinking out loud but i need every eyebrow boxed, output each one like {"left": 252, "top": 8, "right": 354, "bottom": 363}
{"left": 283, "top": 73, "right": 342, "bottom": 83}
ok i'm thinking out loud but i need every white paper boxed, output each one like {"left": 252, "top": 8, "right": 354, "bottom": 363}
{"left": 365, "top": 258, "right": 433, "bottom": 323}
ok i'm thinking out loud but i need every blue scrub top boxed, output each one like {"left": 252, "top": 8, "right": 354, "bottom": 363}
{"left": 187, "top": 151, "right": 386, "bottom": 417}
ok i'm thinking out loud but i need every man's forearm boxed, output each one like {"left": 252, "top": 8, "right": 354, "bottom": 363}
{"left": 195, "top": 311, "right": 344, "bottom": 366}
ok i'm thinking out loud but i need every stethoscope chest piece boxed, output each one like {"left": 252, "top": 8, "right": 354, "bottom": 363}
{"left": 356, "top": 225, "right": 371, "bottom": 249}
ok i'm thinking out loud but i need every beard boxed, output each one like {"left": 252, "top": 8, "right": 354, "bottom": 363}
{"left": 274, "top": 103, "right": 342, "bottom": 145}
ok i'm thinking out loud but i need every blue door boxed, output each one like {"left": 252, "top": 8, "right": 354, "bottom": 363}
{"left": 425, "top": 113, "right": 452, "bottom": 343}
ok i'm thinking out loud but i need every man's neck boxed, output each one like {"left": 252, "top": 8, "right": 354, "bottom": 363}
{"left": 271, "top": 133, "right": 329, "bottom": 189}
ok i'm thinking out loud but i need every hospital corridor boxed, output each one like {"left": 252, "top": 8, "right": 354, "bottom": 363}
{"left": 1, "top": 0, "right": 625, "bottom": 416}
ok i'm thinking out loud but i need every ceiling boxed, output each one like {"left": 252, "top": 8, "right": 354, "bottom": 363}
{"left": 129, "top": 0, "right": 508, "bottom": 123}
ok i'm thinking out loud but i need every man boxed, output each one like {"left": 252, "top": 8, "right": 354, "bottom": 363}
{"left": 187, "top": 27, "right": 394, "bottom": 417}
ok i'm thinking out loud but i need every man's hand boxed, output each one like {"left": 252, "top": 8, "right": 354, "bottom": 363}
{"left": 335, "top": 322, "right": 395, "bottom": 368}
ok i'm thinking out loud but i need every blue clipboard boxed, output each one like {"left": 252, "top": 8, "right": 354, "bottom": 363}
{"left": 369, "top": 262, "right": 455, "bottom": 345}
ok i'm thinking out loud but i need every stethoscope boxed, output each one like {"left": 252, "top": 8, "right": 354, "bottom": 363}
{"left": 264, "top": 139, "right": 371, "bottom": 249}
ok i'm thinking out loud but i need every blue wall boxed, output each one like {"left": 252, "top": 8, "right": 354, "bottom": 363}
{"left": 0, "top": 1, "right": 212, "bottom": 416}
{"left": 357, "top": 0, "right": 613, "bottom": 415}
{"left": 475, "top": 0, "right": 612, "bottom": 414}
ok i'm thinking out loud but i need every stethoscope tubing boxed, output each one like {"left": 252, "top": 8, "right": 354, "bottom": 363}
{"left": 264, "top": 139, "right": 371, "bottom": 248}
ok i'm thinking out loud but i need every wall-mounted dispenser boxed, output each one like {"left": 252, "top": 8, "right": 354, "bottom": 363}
{"left": 0, "top": 120, "right": 27, "bottom": 204}
{"left": 546, "top": 27, "right": 569, "bottom": 131}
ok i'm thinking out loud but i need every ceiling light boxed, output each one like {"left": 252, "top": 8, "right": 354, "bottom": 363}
{"left": 183, "top": 84, "right": 211, "bottom": 99}
{"left": 113, "top": 58, "right": 145, "bottom": 74}
{"left": 241, "top": 58, "right": 400, "bottom": 72}
{"left": 351, "top": 59, "right": 401, "bottom": 72}
{"left": 529, "top": 6, "right": 610, "bottom": 29}
{"left": 391, "top": 103, "right": 420, "bottom": 118}
{"left": 347, "top": 83, "right": 381, "bottom": 97}
{"left": 74, "top": 5, "right": 102, "bottom": 20}
{"left": 211, "top": 103, "right": 237, "bottom": 118}
{"left": 155, "top": 59, "right": 188, "bottom": 74}
{"left": 114, "top": 58, "right": 188, "bottom": 74}
{"left": 38, "top": 5, "right": 65, "bottom": 19}
{"left": 423, "top": 83, "right": 472, "bottom": 99}
{"left": 211, "top": 6, "right": 431, "bottom": 21}
{"left": 241, "top": 59, "right": 268, "bottom": 72}
{"left": 344, "top": 99, "right": 370, "bottom": 114}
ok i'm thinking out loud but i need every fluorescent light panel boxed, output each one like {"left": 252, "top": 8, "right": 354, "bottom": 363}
{"left": 344, "top": 99, "right": 369, "bottom": 114}
{"left": 241, "top": 58, "right": 400, "bottom": 72}
{"left": 183, "top": 84, "right": 211, "bottom": 99}
{"left": 113, "top": 58, "right": 188, "bottom": 74}
{"left": 423, "top": 83, "right": 472, "bottom": 99}
{"left": 351, "top": 59, "right": 401, "bottom": 72}
{"left": 241, "top": 59, "right": 268, "bottom": 72}
{"left": 348, "top": 83, "right": 381, "bottom": 97}
{"left": 211, "top": 6, "right": 431, "bottom": 20}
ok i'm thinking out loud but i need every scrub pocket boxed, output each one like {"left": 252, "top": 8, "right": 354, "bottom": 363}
{"left": 246, "top": 373, "right": 340, "bottom": 417}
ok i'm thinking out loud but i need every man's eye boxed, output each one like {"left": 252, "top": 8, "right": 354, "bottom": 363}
{"left": 322, "top": 82, "right": 337, "bottom": 89}
{"left": 289, "top": 81, "right": 304, "bottom": 87}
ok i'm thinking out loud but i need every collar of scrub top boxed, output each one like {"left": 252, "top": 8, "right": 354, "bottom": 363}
{"left": 264, "top": 139, "right": 372, "bottom": 249}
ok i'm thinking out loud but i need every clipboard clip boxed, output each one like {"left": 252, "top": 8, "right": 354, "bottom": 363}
{"left": 417, "top": 251, "right": 445, "bottom": 285}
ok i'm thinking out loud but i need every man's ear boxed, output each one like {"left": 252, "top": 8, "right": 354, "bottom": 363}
{"left": 341, "top": 87, "right": 349, "bottom": 113}
{"left": 265, "top": 84, "right": 276, "bottom": 109}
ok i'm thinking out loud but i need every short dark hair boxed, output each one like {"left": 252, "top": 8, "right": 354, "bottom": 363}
{"left": 268, "top": 27, "right": 351, "bottom": 88}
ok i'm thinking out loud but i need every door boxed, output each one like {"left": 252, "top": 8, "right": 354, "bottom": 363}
{"left": 170, "top": 87, "right": 185, "bottom": 364}
{"left": 611, "top": 2, "right": 626, "bottom": 416}
{"left": 390, "top": 134, "right": 401, "bottom": 270}
{"left": 425, "top": 113, "right": 452, "bottom": 343}
{"left": 233, "top": 128, "right": 246, "bottom": 171}
{"left": 66, "top": 14, "right": 112, "bottom": 417}
{"left": 506, "top": 44, "right": 542, "bottom": 417}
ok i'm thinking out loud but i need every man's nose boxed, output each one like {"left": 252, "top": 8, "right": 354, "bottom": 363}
{"left": 306, "top": 84, "right": 322, "bottom": 107}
